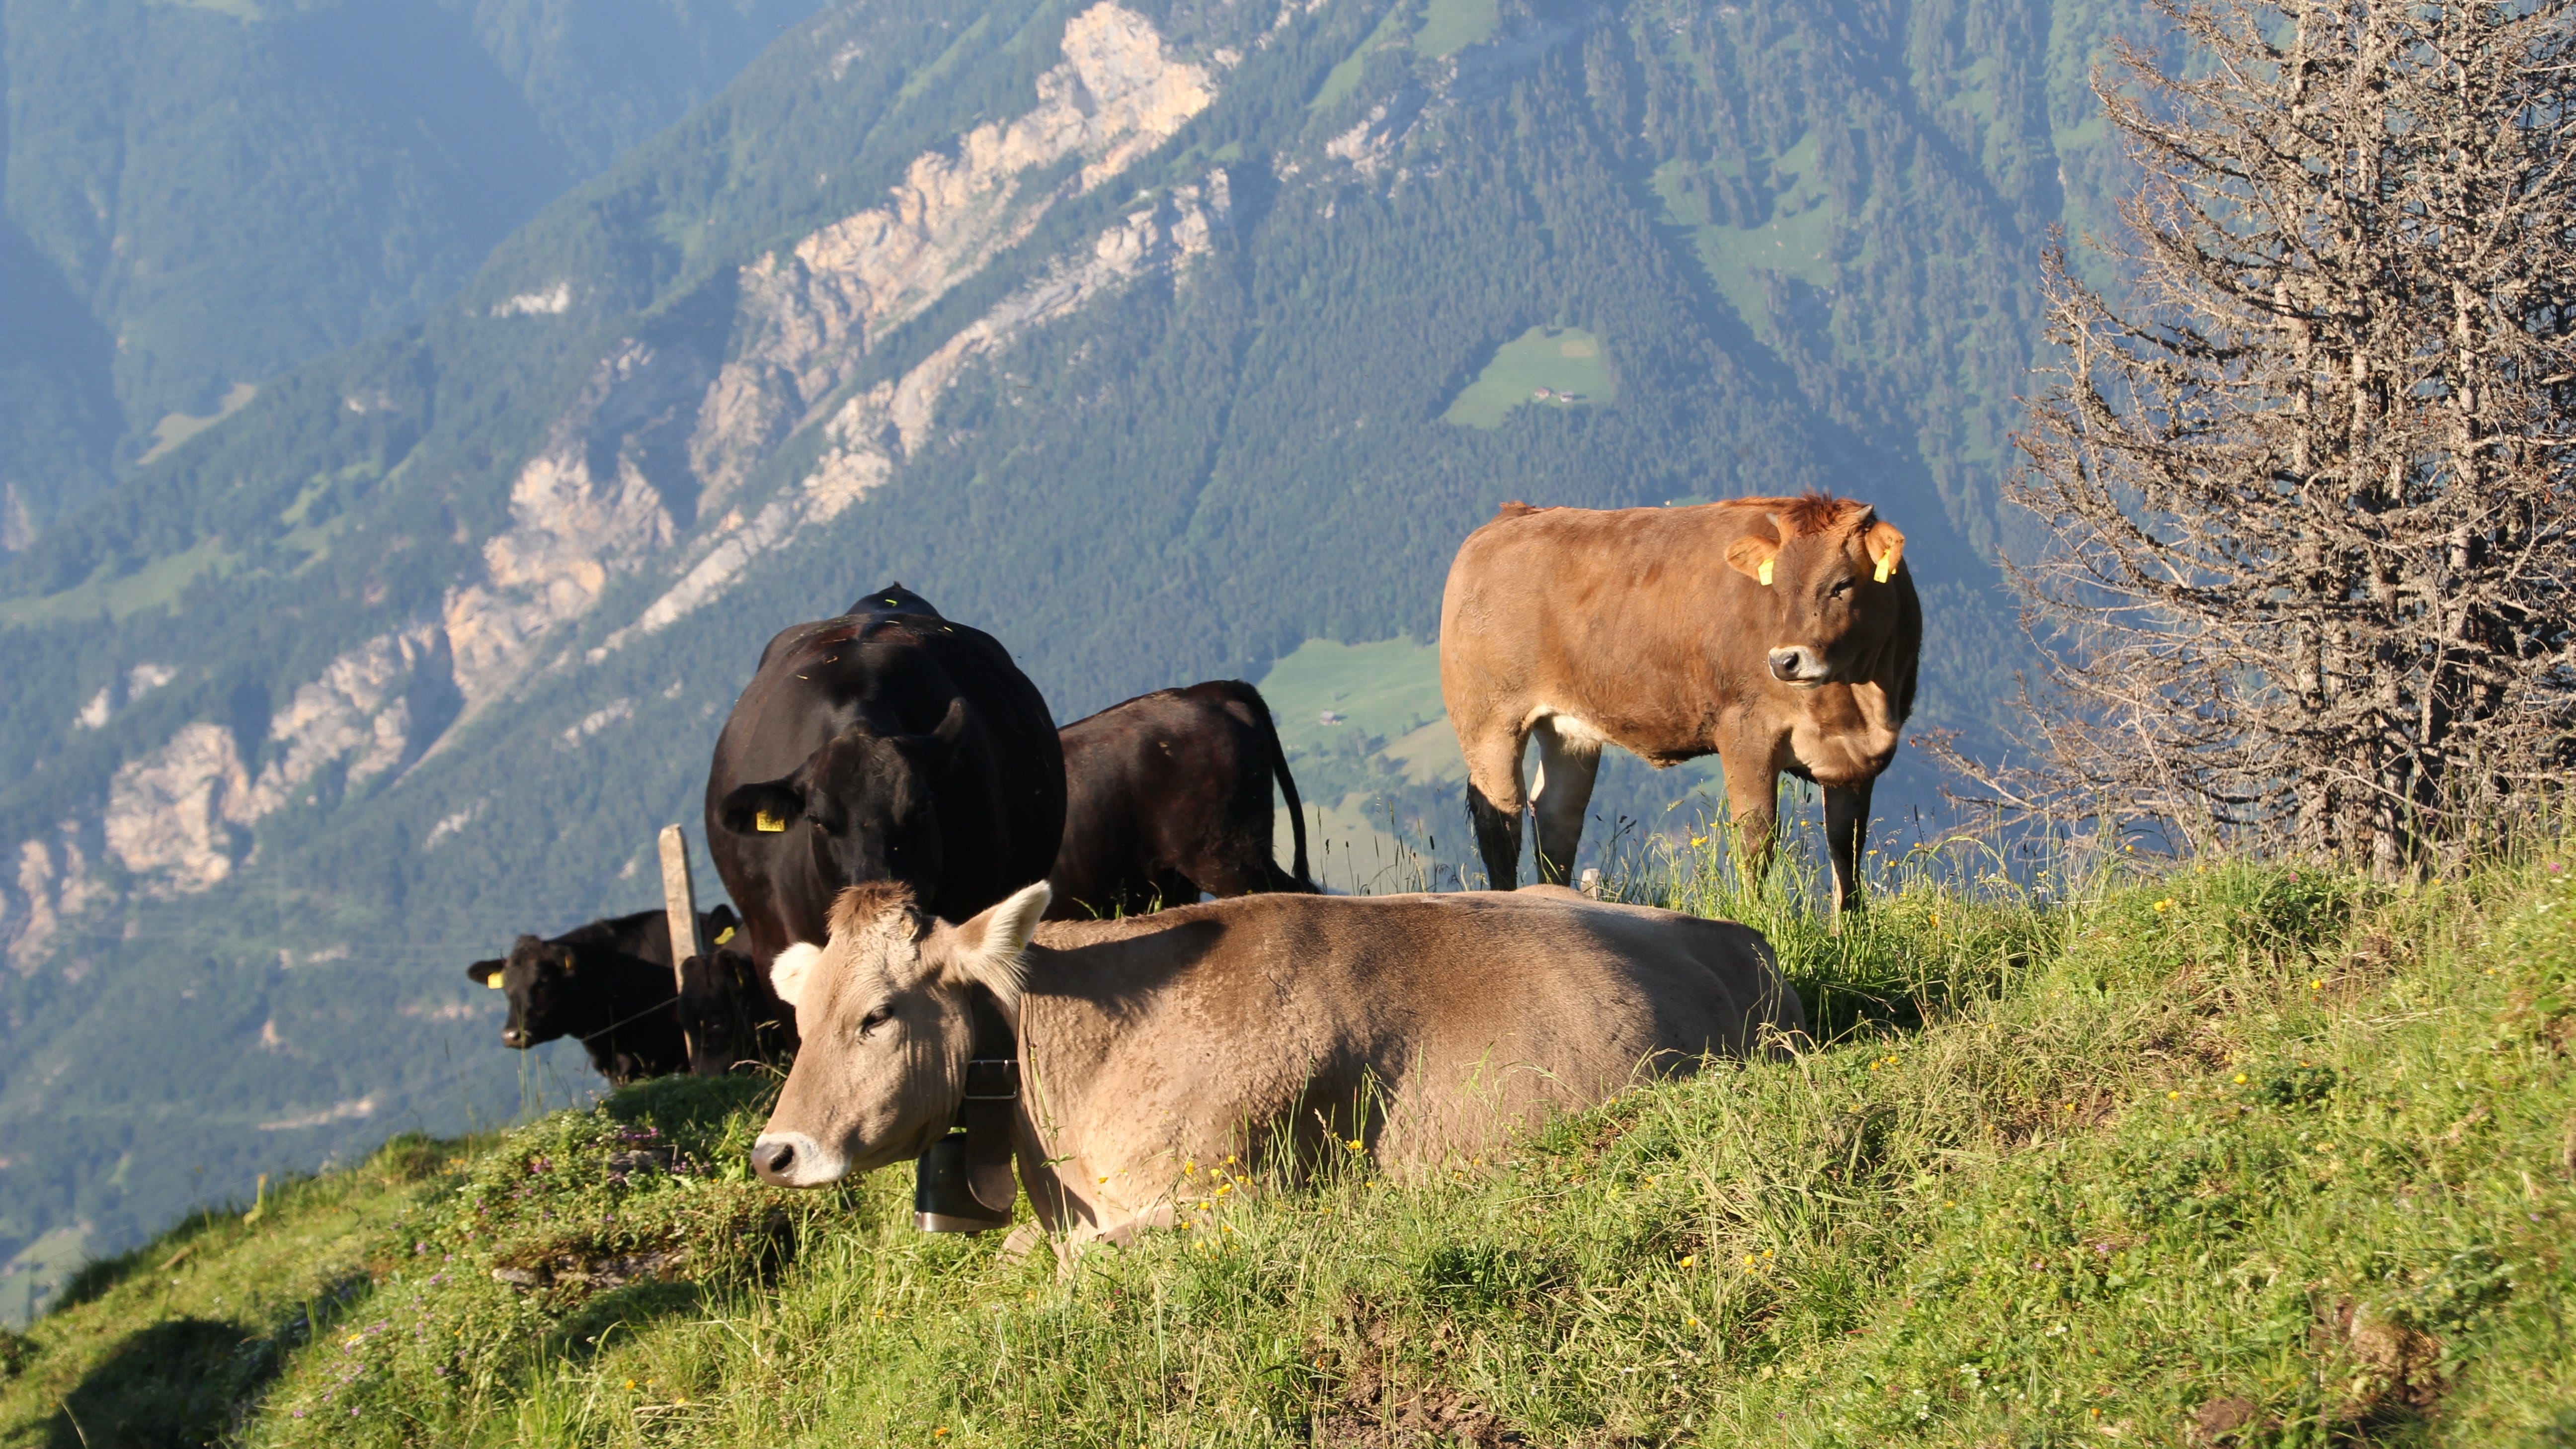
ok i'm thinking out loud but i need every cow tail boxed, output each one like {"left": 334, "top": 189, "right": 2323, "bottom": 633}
{"left": 1239, "top": 682, "right": 1312, "bottom": 888}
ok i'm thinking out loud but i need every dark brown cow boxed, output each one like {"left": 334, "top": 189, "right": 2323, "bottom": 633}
{"left": 1439, "top": 494, "right": 1919, "bottom": 911}
{"left": 1049, "top": 681, "right": 1314, "bottom": 919}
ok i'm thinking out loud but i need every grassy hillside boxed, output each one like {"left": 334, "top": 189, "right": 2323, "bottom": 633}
{"left": 0, "top": 0, "right": 2098, "bottom": 1303}
{"left": 6, "top": 841, "right": 2571, "bottom": 1446}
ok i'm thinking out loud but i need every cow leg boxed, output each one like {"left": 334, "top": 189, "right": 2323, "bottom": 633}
{"left": 1461, "top": 727, "right": 1530, "bottom": 890}
{"left": 1529, "top": 719, "right": 1603, "bottom": 888}
{"left": 1717, "top": 741, "right": 1782, "bottom": 892}
{"left": 1823, "top": 780, "right": 1873, "bottom": 917}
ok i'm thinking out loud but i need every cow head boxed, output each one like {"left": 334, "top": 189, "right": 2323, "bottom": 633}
{"left": 677, "top": 946, "right": 793, "bottom": 1077}
{"left": 470, "top": 934, "right": 589, "bottom": 1050}
{"left": 749, "top": 878, "right": 1050, "bottom": 1188}
{"left": 715, "top": 696, "right": 971, "bottom": 899}
{"left": 1722, "top": 496, "right": 1908, "bottom": 687}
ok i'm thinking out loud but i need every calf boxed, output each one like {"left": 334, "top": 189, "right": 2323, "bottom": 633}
{"left": 750, "top": 881, "right": 1803, "bottom": 1250}
{"left": 466, "top": 905, "right": 740, "bottom": 1085}
{"left": 1050, "top": 680, "right": 1313, "bottom": 919}
{"left": 1440, "top": 494, "right": 1920, "bottom": 911}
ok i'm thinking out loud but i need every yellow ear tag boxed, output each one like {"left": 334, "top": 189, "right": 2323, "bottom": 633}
{"left": 1874, "top": 558, "right": 1894, "bottom": 583}
{"left": 1756, "top": 558, "right": 1773, "bottom": 587}
{"left": 714, "top": 926, "right": 736, "bottom": 945}
{"left": 484, "top": 973, "right": 504, "bottom": 990}
{"left": 754, "top": 809, "right": 787, "bottom": 833}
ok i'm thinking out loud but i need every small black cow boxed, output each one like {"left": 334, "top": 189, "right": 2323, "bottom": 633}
{"left": 467, "top": 905, "right": 740, "bottom": 1085}
{"left": 1049, "top": 680, "right": 1315, "bottom": 919}
{"left": 706, "top": 587, "right": 1066, "bottom": 966}
{"left": 676, "top": 946, "right": 798, "bottom": 1077}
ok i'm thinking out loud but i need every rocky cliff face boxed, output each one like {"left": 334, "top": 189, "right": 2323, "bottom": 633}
{"left": 5, "top": 622, "right": 460, "bottom": 960}
{"left": 0, "top": 2, "right": 1227, "bottom": 958}
{"left": 688, "top": 3, "right": 1215, "bottom": 510}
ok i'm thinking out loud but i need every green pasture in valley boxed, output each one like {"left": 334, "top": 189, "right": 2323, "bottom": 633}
{"left": 1442, "top": 326, "right": 1616, "bottom": 429}
{"left": 1414, "top": 0, "right": 1499, "bottom": 58}
{"left": 1251, "top": 635, "right": 1448, "bottom": 767}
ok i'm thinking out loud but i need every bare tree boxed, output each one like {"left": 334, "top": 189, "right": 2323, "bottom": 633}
{"left": 1966, "top": 0, "right": 2576, "bottom": 875}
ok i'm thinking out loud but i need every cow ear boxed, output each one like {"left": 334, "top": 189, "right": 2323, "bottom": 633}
{"left": 719, "top": 778, "right": 804, "bottom": 835}
{"left": 469, "top": 959, "right": 504, "bottom": 989}
{"left": 1864, "top": 519, "right": 1906, "bottom": 584}
{"left": 947, "top": 881, "right": 1050, "bottom": 1019}
{"left": 770, "top": 942, "right": 824, "bottom": 1011}
{"left": 1726, "top": 534, "right": 1780, "bottom": 586}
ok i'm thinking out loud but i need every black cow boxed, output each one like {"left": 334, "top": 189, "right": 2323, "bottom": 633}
{"left": 706, "top": 592, "right": 1066, "bottom": 967}
{"left": 676, "top": 946, "right": 798, "bottom": 1077}
{"left": 1049, "top": 680, "right": 1315, "bottom": 919}
{"left": 467, "top": 905, "right": 741, "bottom": 1085}
{"left": 679, "top": 680, "right": 1317, "bottom": 1060}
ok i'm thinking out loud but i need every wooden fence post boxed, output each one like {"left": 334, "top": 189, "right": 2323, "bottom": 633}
{"left": 658, "top": 825, "right": 704, "bottom": 1064}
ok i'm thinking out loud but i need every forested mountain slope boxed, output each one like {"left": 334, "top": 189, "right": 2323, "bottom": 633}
{"left": 0, "top": 0, "right": 2140, "bottom": 1311}
{"left": 0, "top": 0, "right": 829, "bottom": 542}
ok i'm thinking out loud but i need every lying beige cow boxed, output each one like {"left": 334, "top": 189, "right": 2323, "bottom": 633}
{"left": 750, "top": 879, "right": 1805, "bottom": 1246}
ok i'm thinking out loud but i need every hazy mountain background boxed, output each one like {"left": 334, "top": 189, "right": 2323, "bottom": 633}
{"left": 0, "top": 0, "right": 2141, "bottom": 1317}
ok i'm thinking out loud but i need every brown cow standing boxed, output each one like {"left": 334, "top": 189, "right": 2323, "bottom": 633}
{"left": 1439, "top": 493, "right": 1919, "bottom": 912}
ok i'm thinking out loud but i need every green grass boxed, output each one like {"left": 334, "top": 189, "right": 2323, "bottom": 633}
{"left": 1413, "top": 0, "right": 1499, "bottom": 59}
{"left": 7, "top": 843, "right": 2575, "bottom": 1446}
{"left": 1443, "top": 326, "right": 1616, "bottom": 429}
{"left": 1252, "top": 635, "right": 1447, "bottom": 767}
{"left": 0, "top": 537, "right": 242, "bottom": 626}
{"left": 1311, "top": 1, "right": 1415, "bottom": 112}
{"left": 138, "top": 382, "right": 259, "bottom": 466}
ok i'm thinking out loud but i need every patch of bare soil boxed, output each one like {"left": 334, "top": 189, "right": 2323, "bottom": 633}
{"left": 1314, "top": 1366, "right": 1527, "bottom": 1448}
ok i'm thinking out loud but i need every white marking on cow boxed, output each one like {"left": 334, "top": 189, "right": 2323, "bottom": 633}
{"left": 752, "top": 1131, "right": 845, "bottom": 1187}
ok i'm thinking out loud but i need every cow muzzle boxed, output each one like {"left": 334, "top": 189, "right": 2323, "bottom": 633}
{"left": 1767, "top": 646, "right": 1829, "bottom": 686}
{"left": 751, "top": 1131, "right": 847, "bottom": 1188}
{"left": 500, "top": 1027, "right": 528, "bottom": 1049}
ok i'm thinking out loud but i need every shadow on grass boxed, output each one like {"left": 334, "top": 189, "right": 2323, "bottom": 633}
{"left": 544, "top": 1279, "right": 712, "bottom": 1364}
{"left": 50, "top": 1315, "right": 277, "bottom": 1449}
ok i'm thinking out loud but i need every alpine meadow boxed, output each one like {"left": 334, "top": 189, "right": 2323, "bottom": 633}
{"left": 0, "top": 0, "right": 2571, "bottom": 1443}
